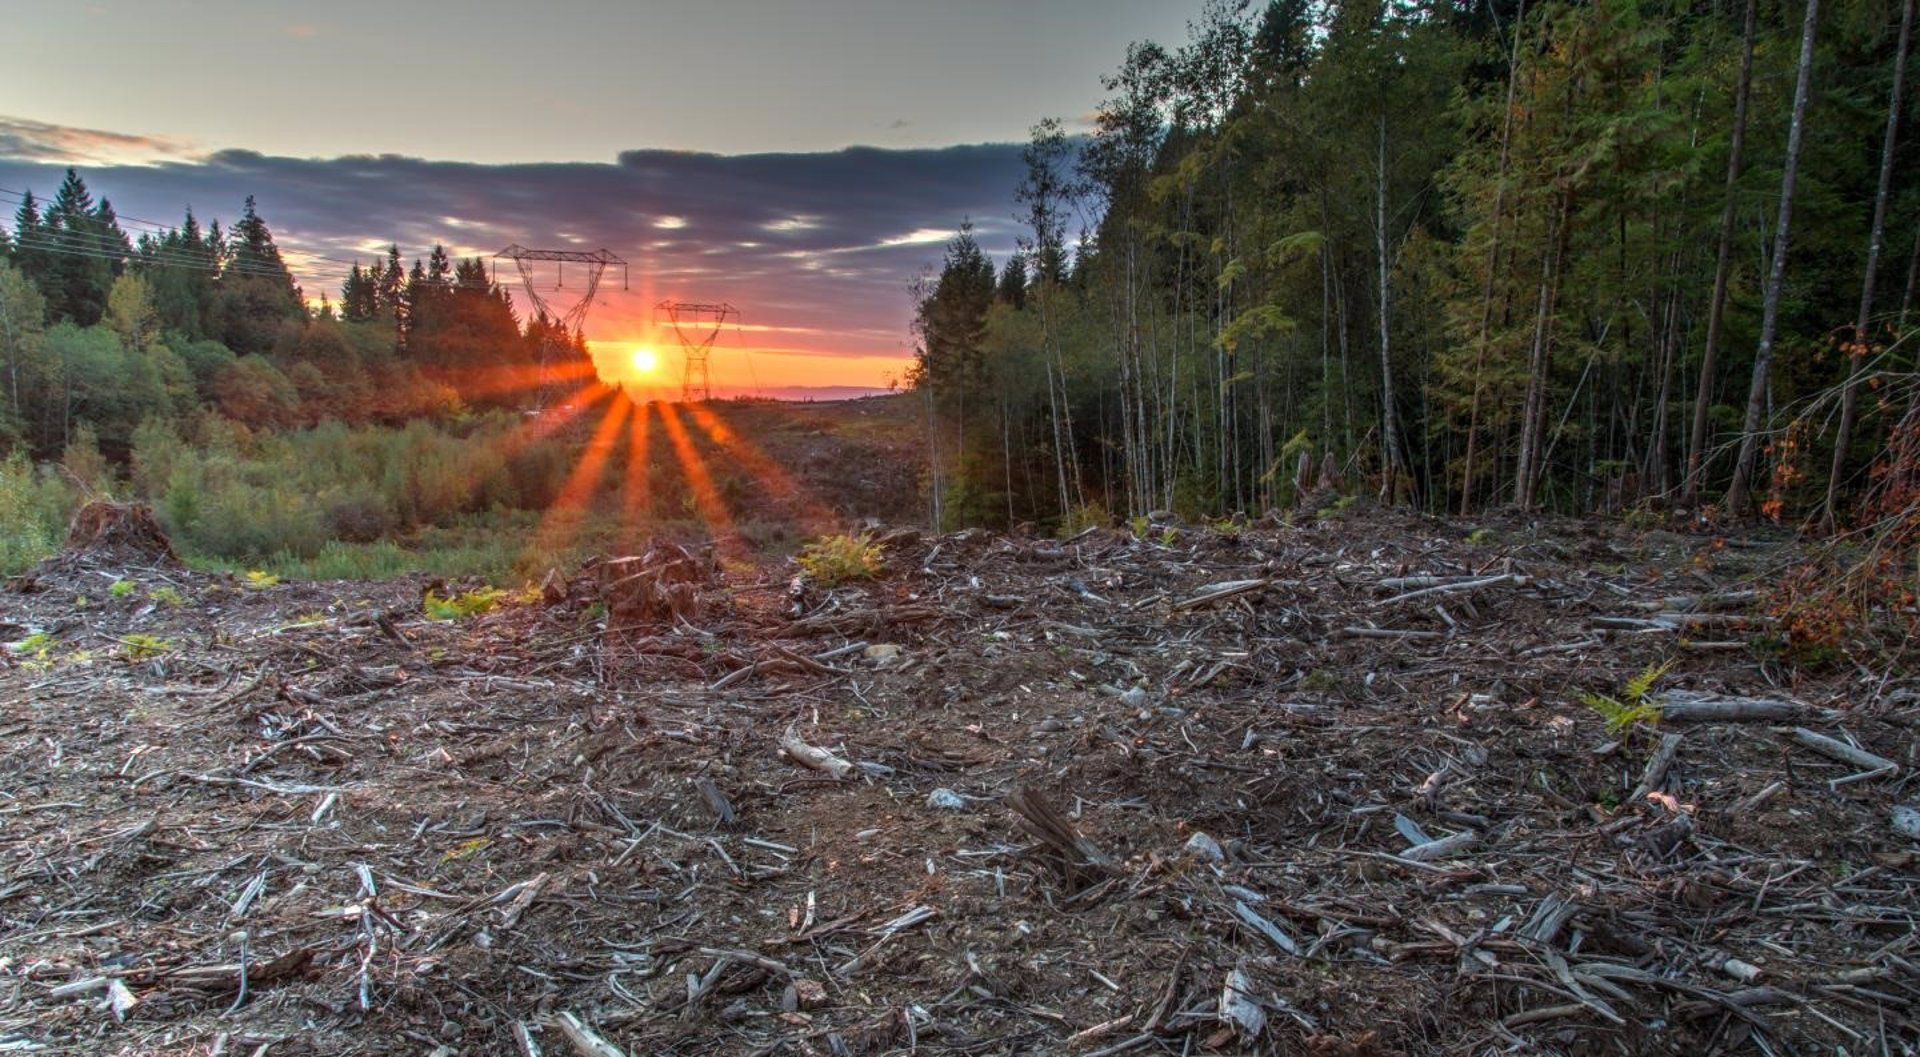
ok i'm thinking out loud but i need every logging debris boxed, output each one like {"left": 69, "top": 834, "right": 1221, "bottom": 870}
{"left": 0, "top": 508, "right": 1914, "bottom": 1054}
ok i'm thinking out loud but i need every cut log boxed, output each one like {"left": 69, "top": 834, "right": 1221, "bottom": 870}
{"left": 1656, "top": 691, "right": 1807, "bottom": 723}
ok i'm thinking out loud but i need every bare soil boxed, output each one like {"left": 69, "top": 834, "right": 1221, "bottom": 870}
{"left": 1, "top": 508, "right": 1915, "bottom": 1055}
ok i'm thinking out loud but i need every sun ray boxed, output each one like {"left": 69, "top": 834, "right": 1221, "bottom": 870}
{"left": 655, "top": 401, "right": 740, "bottom": 554}
{"left": 621, "top": 401, "right": 654, "bottom": 550}
{"left": 494, "top": 382, "right": 614, "bottom": 460}
{"left": 434, "top": 360, "right": 597, "bottom": 401}
{"left": 680, "top": 401, "right": 836, "bottom": 532}
{"left": 527, "top": 394, "right": 631, "bottom": 560}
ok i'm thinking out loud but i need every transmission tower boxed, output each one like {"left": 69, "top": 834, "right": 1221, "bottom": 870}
{"left": 493, "top": 244, "right": 628, "bottom": 408}
{"left": 654, "top": 300, "right": 737, "bottom": 402}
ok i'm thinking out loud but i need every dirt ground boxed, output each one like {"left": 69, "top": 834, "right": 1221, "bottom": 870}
{"left": 1, "top": 507, "right": 1916, "bottom": 1056}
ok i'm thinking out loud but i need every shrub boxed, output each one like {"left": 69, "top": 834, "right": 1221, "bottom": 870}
{"left": 796, "top": 532, "right": 885, "bottom": 586}
{"left": 424, "top": 586, "right": 504, "bottom": 621}
{"left": 120, "top": 634, "right": 171, "bottom": 660}
{"left": 0, "top": 453, "right": 77, "bottom": 574}
{"left": 1057, "top": 502, "right": 1111, "bottom": 538}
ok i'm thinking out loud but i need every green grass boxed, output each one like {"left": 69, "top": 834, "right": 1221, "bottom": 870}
{"left": 109, "top": 579, "right": 136, "bottom": 598}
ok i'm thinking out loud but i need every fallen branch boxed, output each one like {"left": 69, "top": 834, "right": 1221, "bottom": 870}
{"left": 1788, "top": 727, "right": 1898, "bottom": 783}
{"left": 549, "top": 1011, "right": 626, "bottom": 1057}
{"left": 1399, "top": 829, "right": 1479, "bottom": 862}
{"left": 1172, "top": 579, "right": 1270, "bottom": 612}
{"left": 779, "top": 725, "right": 852, "bottom": 779}
{"left": 1629, "top": 733, "right": 1684, "bottom": 802}
{"left": 1376, "top": 573, "right": 1525, "bottom": 608}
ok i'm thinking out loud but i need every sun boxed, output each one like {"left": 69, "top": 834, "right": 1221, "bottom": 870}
{"left": 629, "top": 345, "right": 660, "bottom": 375}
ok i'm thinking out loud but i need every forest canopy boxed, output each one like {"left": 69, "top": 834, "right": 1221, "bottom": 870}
{"left": 911, "top": 0, "right": 1920, "bottom": 531}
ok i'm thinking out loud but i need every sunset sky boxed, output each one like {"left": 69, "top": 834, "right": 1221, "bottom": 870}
{"left": 0, "top": 0, "right": 1196, "bottom": 393}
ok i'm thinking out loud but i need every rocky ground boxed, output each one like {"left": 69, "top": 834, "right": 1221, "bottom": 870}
{"left": 0, "top": 506, "right": 1915, "bottom": 1056}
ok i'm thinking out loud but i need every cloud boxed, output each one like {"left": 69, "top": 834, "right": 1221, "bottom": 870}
{"left": 0, "top": 116, "right": 196, "bottom": 168}
{"left": 0, "top": 125, "right": 1035, "bottom": 376}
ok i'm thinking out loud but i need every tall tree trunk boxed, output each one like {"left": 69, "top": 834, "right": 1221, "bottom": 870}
{"left": 1902, "top": 221, "right": 1920, "bottom": 329}
{"left": 1516, "top": 190, "right": 1571, "bottom": 510}
{"left": 1461, "top": 0, "right": 1527, "bottom": 515}
{"left": 1683, "top": 0, "right": 1759, "bottom": 506}
{"left": 1727, "top": 0, "right": 1821, "bottom": 516}
{"left": 1824, "top": 0, "right": 1913, "bottom": 531}
{"left": 1375, "top": 116, "right": 1407, "bottom": 500}
{"left": 1646, "top": 266, "right": 1683, "bottom": 496}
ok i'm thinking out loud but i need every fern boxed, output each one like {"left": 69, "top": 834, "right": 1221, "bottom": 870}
{"left": 1582, "top": 660, "right": 1673, "bottom": 733}
{"left": 1623, "top": 660, "right": 1673, "bottom": 703}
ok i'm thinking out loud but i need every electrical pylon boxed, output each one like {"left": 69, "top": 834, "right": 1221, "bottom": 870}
{"left": 493, "top": 244, "right": 628, "bottom": 408}
{"left": 654, "top": 300, "right": 737, "bottom": 402}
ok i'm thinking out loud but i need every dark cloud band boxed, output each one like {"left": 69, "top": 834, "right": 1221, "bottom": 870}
{"left": 0, "top": 119, "right": 1029, "bottom": 361}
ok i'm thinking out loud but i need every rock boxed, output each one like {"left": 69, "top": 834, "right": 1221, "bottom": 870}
{"left": 926, "top": 788, "right": 966, "bottom": 811}
{"left": 785, "top": 978, "right": 828, "bottom": 1010}
{"left": 1184, "top": 831, "right": 1226, "bottom": 863}
{"left": 1118, "top": 686, "right": 1148, "bottom": 709}
{"left": 1891, "top": 804, "right": 1920, "bottom": 841}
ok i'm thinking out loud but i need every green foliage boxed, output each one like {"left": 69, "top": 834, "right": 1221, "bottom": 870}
{"left": 796, "top": 532, "right": 885, "bottom": 586}
{"left": 149, "top": 585, "right": 185, "bottom": 607}
{"left": 0, "top": 452, "right": 75, "bottom": 574}
{"left": 424, "top": 586, "right": 504, "bottom": 621}
{"left": 109, "top": 578, "right": 135, "bottom": 598}
{"left": 119, "top": 633, "right": 171, "bottom": 660}
{"left": 243, "top": 569, "right": 280, "bottom": 589}
{"left": 1581, "top": 660, "right": 1674, "bottom": 733}
{"left": 1058, "top": 502, "right": 1111, "bottom": 537}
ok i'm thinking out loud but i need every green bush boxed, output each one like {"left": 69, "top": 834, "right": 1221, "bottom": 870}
{"left": 797, "top": 532, "right": 885, "bottom": 585}
{"left": 0, "top": 452, "right": 76, "bottom": 574}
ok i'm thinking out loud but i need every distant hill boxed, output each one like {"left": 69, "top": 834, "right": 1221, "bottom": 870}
{"left": 714, "top": 385, "right": 896, "bottom": 402}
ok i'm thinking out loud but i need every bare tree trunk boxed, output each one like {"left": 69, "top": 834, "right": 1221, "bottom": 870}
{"left": 1375, "top": 116, "right": 1407, "bottom": 500}
{"left": 1000, "top": 396, "right": 1014, "bottom": 527}
{"left": 1824, "top": 0, "right": 1912, "bottom": 531}
{"left": 1902, "top": 222, "right": 1920, "bottom": 329}
{"left": 1646, "top": 266, "right": 1682, "bottom": 496}
{"left": 1727, "top": 0, "right": 1821, "bottom": 517}
{"left": 1461, "top": 0, "right": 1527, "bottom": 516}
{"left": 1516, "top": 191, "right": 1571, "bottom": 510}
{"left": 1320, "top": 233, "right": 1334, "bottom": 452}
{"left": 924, "top": 382, "right": 944, "bottom": 529}
{"left": 1683, "top": 0, "right": 1759, "bottom": 506}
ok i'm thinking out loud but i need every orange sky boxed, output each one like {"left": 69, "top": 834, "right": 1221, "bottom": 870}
{"left": 585, "top": 328, "right": 911, "bottom": 396}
